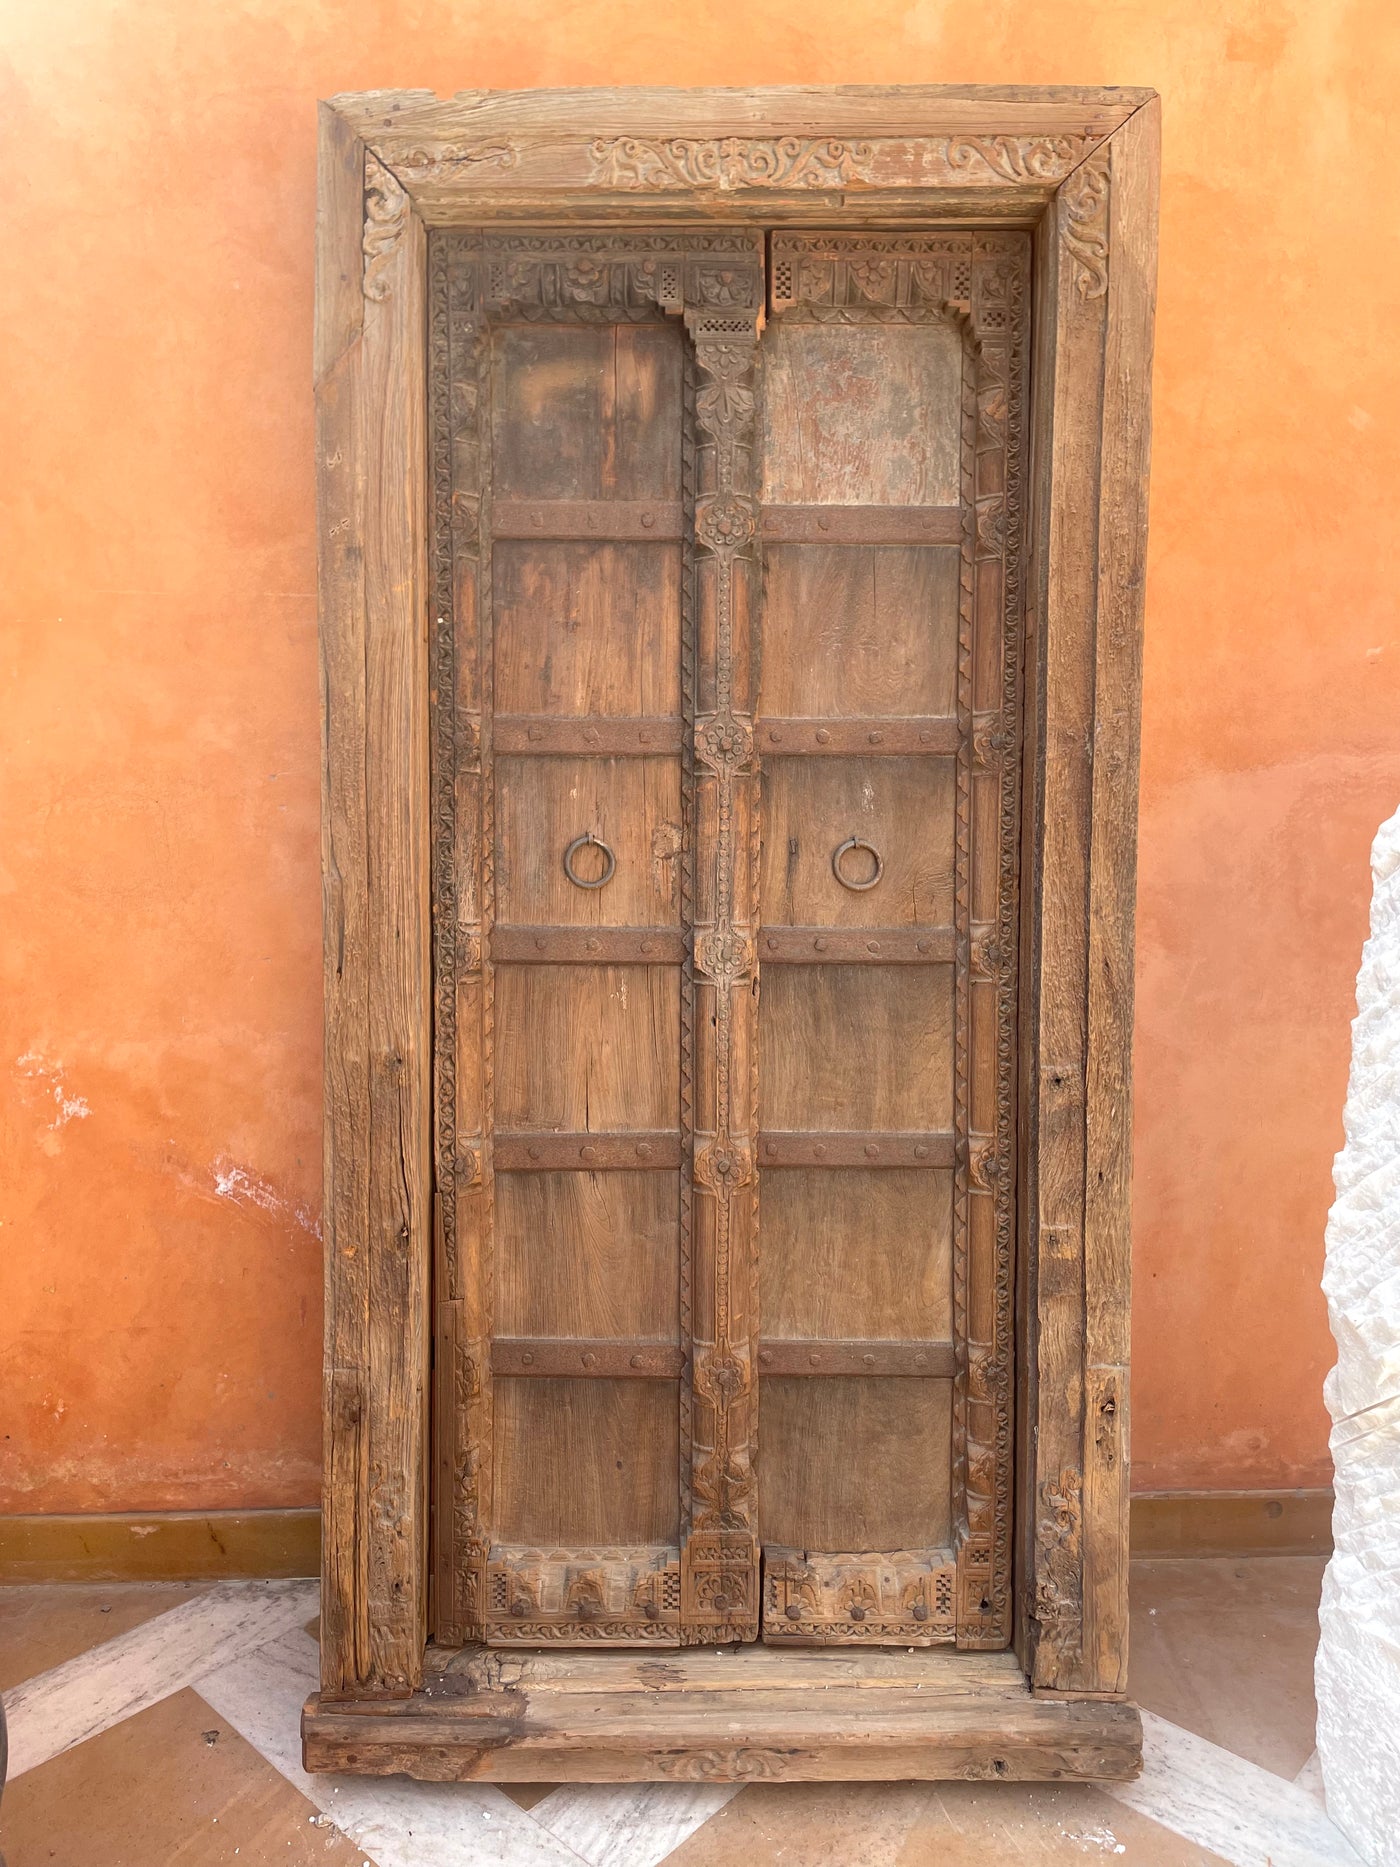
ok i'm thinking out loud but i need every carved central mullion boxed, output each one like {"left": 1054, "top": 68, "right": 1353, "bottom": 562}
{"left": 683, "top": 280, "right": 763, "bottom": 1642}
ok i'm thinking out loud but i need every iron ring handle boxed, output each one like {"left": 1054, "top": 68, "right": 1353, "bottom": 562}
{"left": 563, "top": 832, "right": 616, "bottom": 890}
{"left": 832, "top": 835, "right": 884, "bottom": 892}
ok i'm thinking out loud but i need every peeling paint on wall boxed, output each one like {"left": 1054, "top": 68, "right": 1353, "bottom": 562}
{"left": 210, "top": 1158, "right": 321, "bottom": 1240}
{"left": 16, "top": 1052, "right": 93, "bottom": 1132}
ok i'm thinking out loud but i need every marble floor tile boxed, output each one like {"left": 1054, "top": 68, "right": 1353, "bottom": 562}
{"left": 1128, "top": 1557, "right": 1325, "bottom": 1777}
{"left": 0, "top": 1583, "right": 205, "bottom": 1695}
{"left": 661, "top": 1777, "right": 1231, "bottom": 1867}
{"left": 0, "top": 1686, "right": 366, "bottom": 1867}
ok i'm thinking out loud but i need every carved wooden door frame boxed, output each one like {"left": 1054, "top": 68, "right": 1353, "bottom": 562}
{"left": 315, "top": 85, "right": 1159, "bottom": 1708}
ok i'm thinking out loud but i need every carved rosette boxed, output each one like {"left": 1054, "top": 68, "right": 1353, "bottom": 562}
{"left": 694, "top": 927, "right": 754, "bottom": 985}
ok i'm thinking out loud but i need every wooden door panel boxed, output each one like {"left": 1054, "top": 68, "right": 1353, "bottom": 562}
{"left": 760, "top": 545, "right": 959, "bottom": 717}
{"left": 495, "top": 755, "right": 682, "bottom": 926}
{"left": 492, "top": 324, "right": 683, "bottom": 502}
{"left": 760, "top": 1169, "right": 953, "bottom": 1342}
{"left": 761, "top": 323, "right": 962, "bottom": 506}
{"left": 760, "top": 1378, "right": 954, "bottom": 1549}
{"left": 494, "top": 965, "right": 679, "bottom": 1133}
{"left": 496, "top": 1170, "right": 679, "bottom": 1340}
{"left": 494, "top": 542, "right": 682, "bottom": 718}
{"left": 760, "top": 757, "right": 954, "bottom": 928}
{"left": 760, "top": 966, "right": 954, "bottom": 1133}
{"left": 493, "top": 1378, "right": 681, "bottom": 1545}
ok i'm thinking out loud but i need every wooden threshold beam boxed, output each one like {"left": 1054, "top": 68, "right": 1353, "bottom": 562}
{"left": 301, "top": 1644, "right": 1143, "bottom": 1782}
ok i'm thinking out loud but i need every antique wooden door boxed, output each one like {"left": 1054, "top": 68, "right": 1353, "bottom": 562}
{"left": 431, "top": 227, "right": 1026, "bottom": 1653}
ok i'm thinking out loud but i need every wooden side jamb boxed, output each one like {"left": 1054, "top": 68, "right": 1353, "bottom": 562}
{"left": 1019, "top": 97, "right": 1158, "bottom": 1697}
{"left": 318, "top": 100, "right": 433, "bottom": 1699}
{"left": 1079, "top": 95, "right": 1160, "bottom": 1698}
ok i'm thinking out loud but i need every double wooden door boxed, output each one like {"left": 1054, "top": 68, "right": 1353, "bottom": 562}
{"left": 430, "top": 227, "right": 1027, "bottom": 1653}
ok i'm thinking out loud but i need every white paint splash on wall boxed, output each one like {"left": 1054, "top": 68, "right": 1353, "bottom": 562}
{"left": 211, "top": 1156, "right": 321, "bottom": 1239}
{"left": 16, "top": 1051, "right": 92, "bottom": 1129}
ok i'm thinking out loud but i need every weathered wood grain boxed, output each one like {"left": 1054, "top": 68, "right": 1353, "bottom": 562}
{"left": 1079, "top": 98, "right": 1160, "bottom": 1698}
{"left": 318, "top": 112, "right": 432, "bottom": 1698}
{"left": 1019, "top": 104, "right": 1158, "bottom": 1695}
{"left": 302, "top": 1642, "right": 1143, "bottom": 1779}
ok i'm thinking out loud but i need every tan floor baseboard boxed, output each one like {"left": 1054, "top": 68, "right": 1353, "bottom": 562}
{"left": 0, "top": 1491, "right": 1333, "bottom": 1583}
{"left": 1129, "top": 1489, "right": 1334, "bottom": 1559}
{"left": 0, "top": 1509, "right": 321, "bottom": 1583}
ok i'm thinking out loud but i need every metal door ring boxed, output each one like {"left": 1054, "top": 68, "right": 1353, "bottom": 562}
{"left": 832, "top": 836, "right": 883, "bottom": 891}
{"left": 563, "top": 832, "right": 616, "bottom": 890}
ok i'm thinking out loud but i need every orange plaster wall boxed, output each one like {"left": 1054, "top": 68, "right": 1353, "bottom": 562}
{"left": 2, "top": 0, "right": 1397, "bottom": 1512}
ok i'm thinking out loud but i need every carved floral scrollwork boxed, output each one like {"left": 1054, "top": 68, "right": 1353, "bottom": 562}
{"left": 970, "top": 928, "right": 1003, "bottom": 979}
{"left": 589, "top": 134, "right": 875, "bottom": 190}
{"left": 694, "top": 344, "right": 756, "bottom": 432}
{"left": 972, "top": 713, "right": 1011, "bottom": 771}
{"left": 1061, "top": 152, "right": 1111, "bottom": 298}
{"left": 362, "top": 153, "right": 410, "bottom": 301}
{"left": 1034, "top": 1468, "right": 1084, "bottom": 1628}
{"left": 656, "top": 1748, "right": 787, "bottom": 1781}
{"left": 947, "top": 134, "right": 1094, "bottom": 181}
{"left": 696, "top": 1348, "right": 752, "bottom": 1409}
{"left": 391, "top": 141, "right": 516, "bottom": 178}
{"left": 968, "top": 1136, "right": 1002, "bottom": 1194}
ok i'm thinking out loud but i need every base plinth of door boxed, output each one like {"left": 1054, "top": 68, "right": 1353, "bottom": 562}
{"left": 301, "top": 1646, "right": 1142, "bottom": 1783}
